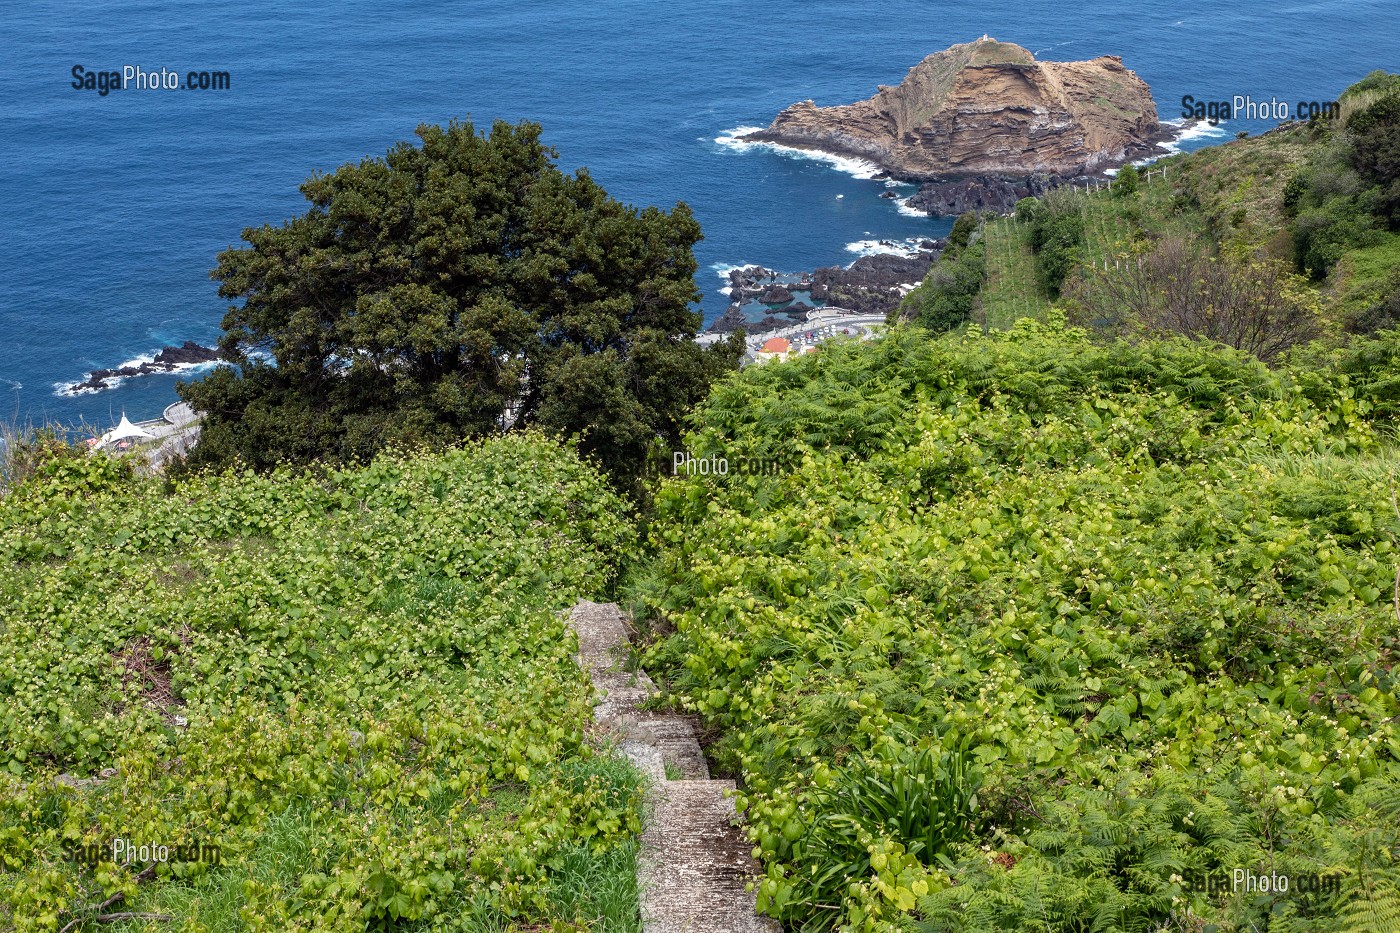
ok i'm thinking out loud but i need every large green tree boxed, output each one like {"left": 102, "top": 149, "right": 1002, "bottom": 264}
{"left": 180, "top": 119, "right": 741, "bottom": 485}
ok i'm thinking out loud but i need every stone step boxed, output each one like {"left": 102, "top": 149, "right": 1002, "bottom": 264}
{"left": 572, "top": 598, "right": 633, "bottom": 676}
{"left": 640, "top": 780, "right": 779, "bottom": 933}
{"left": 569, "top": 600, "right": 778, "bottom": 933}
{"left": 592, "top": 675, "right": 655, "bottom": 724}
{"left": 635, "top": 714, "right": 710, "bottom": 780}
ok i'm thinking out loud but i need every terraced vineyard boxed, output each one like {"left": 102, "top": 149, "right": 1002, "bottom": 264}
{"left": 635, "top": 322, "right": 1400, "bottom": 932}
{"left": 951, "top": 125, "right": 1328, "bottom": 340}
{"left": 977, "top": 218, "right": 1050, "bottom": 331}
{"left": 0, "top": 434, "right": 642, "bottom": 932}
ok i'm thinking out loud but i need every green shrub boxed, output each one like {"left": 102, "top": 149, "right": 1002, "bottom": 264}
{"left": 946, "top": 212, "right": 979, "bottom": 258}
{"left": 636, "top": 324, "right": 1400, "bottom": 932}
{"left": 1027, "top": 194, "right": 1085, "bottom": 297}
{"left": 0, "top": 433, "right": 642, "bottom": 930}
{"left": 901, "top": 241, "right": 985, "bottom": 333}
{"left": 1296, "top": 200, "right": 1386, "bottom": 278}
{"left": 1111, "top": 164, "right": 1140, "bottom": 199}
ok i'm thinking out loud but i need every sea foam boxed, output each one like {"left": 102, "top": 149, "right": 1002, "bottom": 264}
{"left": 894, "top": 197, "right": 928, "bottom": 218}
{"left": 710, "top": 261, "right": 766, "bottom": 281}
{"left": 53, "top": 350, "right": 222, "bottom": 397}
{"left": 844, "top": 238, "right": 928, "bottom": 259}
{"left": 714, "top": 126, "right": 883, "bottom": 180}
{"left": 1158, "top": 118, "right": 1230, "bottom": 154}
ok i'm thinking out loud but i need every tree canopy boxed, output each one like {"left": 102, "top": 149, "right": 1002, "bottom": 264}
{"left": 180, "top": 119, "right": 741, "bottom": 486}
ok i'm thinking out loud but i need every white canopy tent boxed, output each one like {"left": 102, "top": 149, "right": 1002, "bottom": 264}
{"left": 99, "top": 414, "right": 155, "bottom": 447}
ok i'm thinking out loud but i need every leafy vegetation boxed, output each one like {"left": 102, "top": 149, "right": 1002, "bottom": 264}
{"left": 179, "top": 119, "right": 741, "bottom": 492}
{"left": 0, "top": 433, "right": 644, "bottom": 931}
{"left": 1024, "top": 192, "right": 1085, "bottom": 299}
{"left": 1284, "top": 72, "right": 1400, "bottom": 332}
{"left": 1111, "top": 164, "right": 1139, "bottom": 199}
{"left": 897, "top": 213, "right": 986, "bottom": 334}
{"left": 1073, "top": 237, "right": 1324, "bottom": 361}
{"left": 902, "top": 72, "right": 1400, "bottom": 355}
{"left": 633, "top": 321, "right": 1400, "bottom": 931}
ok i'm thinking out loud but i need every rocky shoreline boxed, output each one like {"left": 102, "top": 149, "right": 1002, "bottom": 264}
{"left": 66, "top": 341, "right": 226, "bottom": 395}
{"left": 708, "top": 247, "right": 942, "bottom": 335}
{"left": 900, "top": 130, "right": 1175, "bottom": 215}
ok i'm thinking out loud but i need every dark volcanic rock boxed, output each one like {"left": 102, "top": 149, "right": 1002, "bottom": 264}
{"left": 67, "top": 341, "right": 225, "bottom": 394}
{"left": 725, "top": 266, "right": 777, "bottom": 303}
{"left": 709, "top": 305, "right": 810, "bottom": 337}
{"left": 758, "top": 284, "right": 794, "bottom": 304}
{"left": 708, "top": 247, "right": 942, "bottom": 335}
{"left": 753, "top": 315, "right": 792, "bottom": 332}
{"left": 879, "top": 190, "right": 899, "bottom": 199}
{"left": 816, "top": 252, "right": 936, "bottom": 289}
{"left": 906, "top": 173, "right": 1069, "bottom": 216}
{"left": 808, "top": 251, "right": 938, "bottom": 316}
{"left": 708, "top": 305, "right": 751, "bottom": 334}
{"left": 153, "top": 341, "right": 220, "bottom": 366}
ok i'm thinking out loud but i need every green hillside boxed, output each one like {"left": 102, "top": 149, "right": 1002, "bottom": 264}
{"left": 633, "top": 321, "right": 1400, "bottom": 932}
{"left": 909, "top": 72, "right": 1400, "bottom": 345}
{"left": 5, "top": 70, "right": 1399, "bottom": 933}
{"left": 0, "top": 435, "right": 641, "bottom": 932}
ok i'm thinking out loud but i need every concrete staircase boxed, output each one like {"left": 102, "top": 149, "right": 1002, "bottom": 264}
{"left": 569, "top": 600, "right": 779, "bottom": 933}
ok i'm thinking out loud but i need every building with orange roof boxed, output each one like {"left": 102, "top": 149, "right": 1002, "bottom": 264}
{"left": 757, "top": 336, "right": 791, "bottom": 362}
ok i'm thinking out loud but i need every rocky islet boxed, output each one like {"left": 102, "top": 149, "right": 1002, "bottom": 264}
{"left": 744, "top": 37, "right": 1173, "bottom": 216}
{"left": 66, "top": 341, "right": 226, "bottom": 394}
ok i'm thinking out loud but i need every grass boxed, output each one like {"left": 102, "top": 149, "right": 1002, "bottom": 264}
{"left": 543, "top": 841, "right": 643, "bottom": 933}
{"left": 95, "top": 764, "right": 646, "bottom": 932}
{"left": 976, "top": 126, "right": 1334, "bottom": 336}
{"left": 978, "top": 167, "right": 1200, "bottom": 332}
{"left": 979, "top": 217, "right": 1052, "bottom": 330}
{"left": 1333, "top": 232, "right": 1400, "bottom": 318}
{"left": 931, "top": 123, "right": 1355, "bottom": 338}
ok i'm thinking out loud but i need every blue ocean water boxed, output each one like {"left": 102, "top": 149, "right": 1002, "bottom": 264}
{"left": 3, "top": 0, "right": 1397, "bottom": 427}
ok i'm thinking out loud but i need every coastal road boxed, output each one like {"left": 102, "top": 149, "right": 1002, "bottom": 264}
{"left": 735, "top": 310, "right": 889, "bottom": 365}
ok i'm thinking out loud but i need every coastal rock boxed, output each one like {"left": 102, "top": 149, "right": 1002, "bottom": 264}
{"left": 726, "top": 267, "right": 777, "bottom": 303}
{"left": 816, "top": 252, "right": 936, "bottom": 289}
{"left": 153, "top": 341, "right": 220, "bottom": 367}
{"left": 710, "top": 307, "right": 806, "bottom": 337}
{"left": 709, "top": 247, "right": 942, "bottom": 335}
{"left": 743, "top": 37, "right": 1165, "bottom": 181}
{"left": 758, "top": 284, "right": 794, "bottom": 304}
{"left": 906, "top": 172, "right": 1069, "bottom": 216}
{"left": 66, "top": 341, "right": 225, "bottom": 395}
{"left": 708, "top": 305, "right": 751, "bottom": 334}
{"left": 809, "top": 251, "right": 938, "bottom": 316}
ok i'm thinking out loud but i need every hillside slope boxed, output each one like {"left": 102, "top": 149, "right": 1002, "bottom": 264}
{"left": 0, "top": 434, "right": 642, "bottom": 931}
{"left": 634, "top": 323, "right": 1400, "bottom": 932}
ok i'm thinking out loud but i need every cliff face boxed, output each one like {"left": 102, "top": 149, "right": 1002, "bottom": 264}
{"left": 744, "top": 38, "right": 1161, "bottom": 180}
